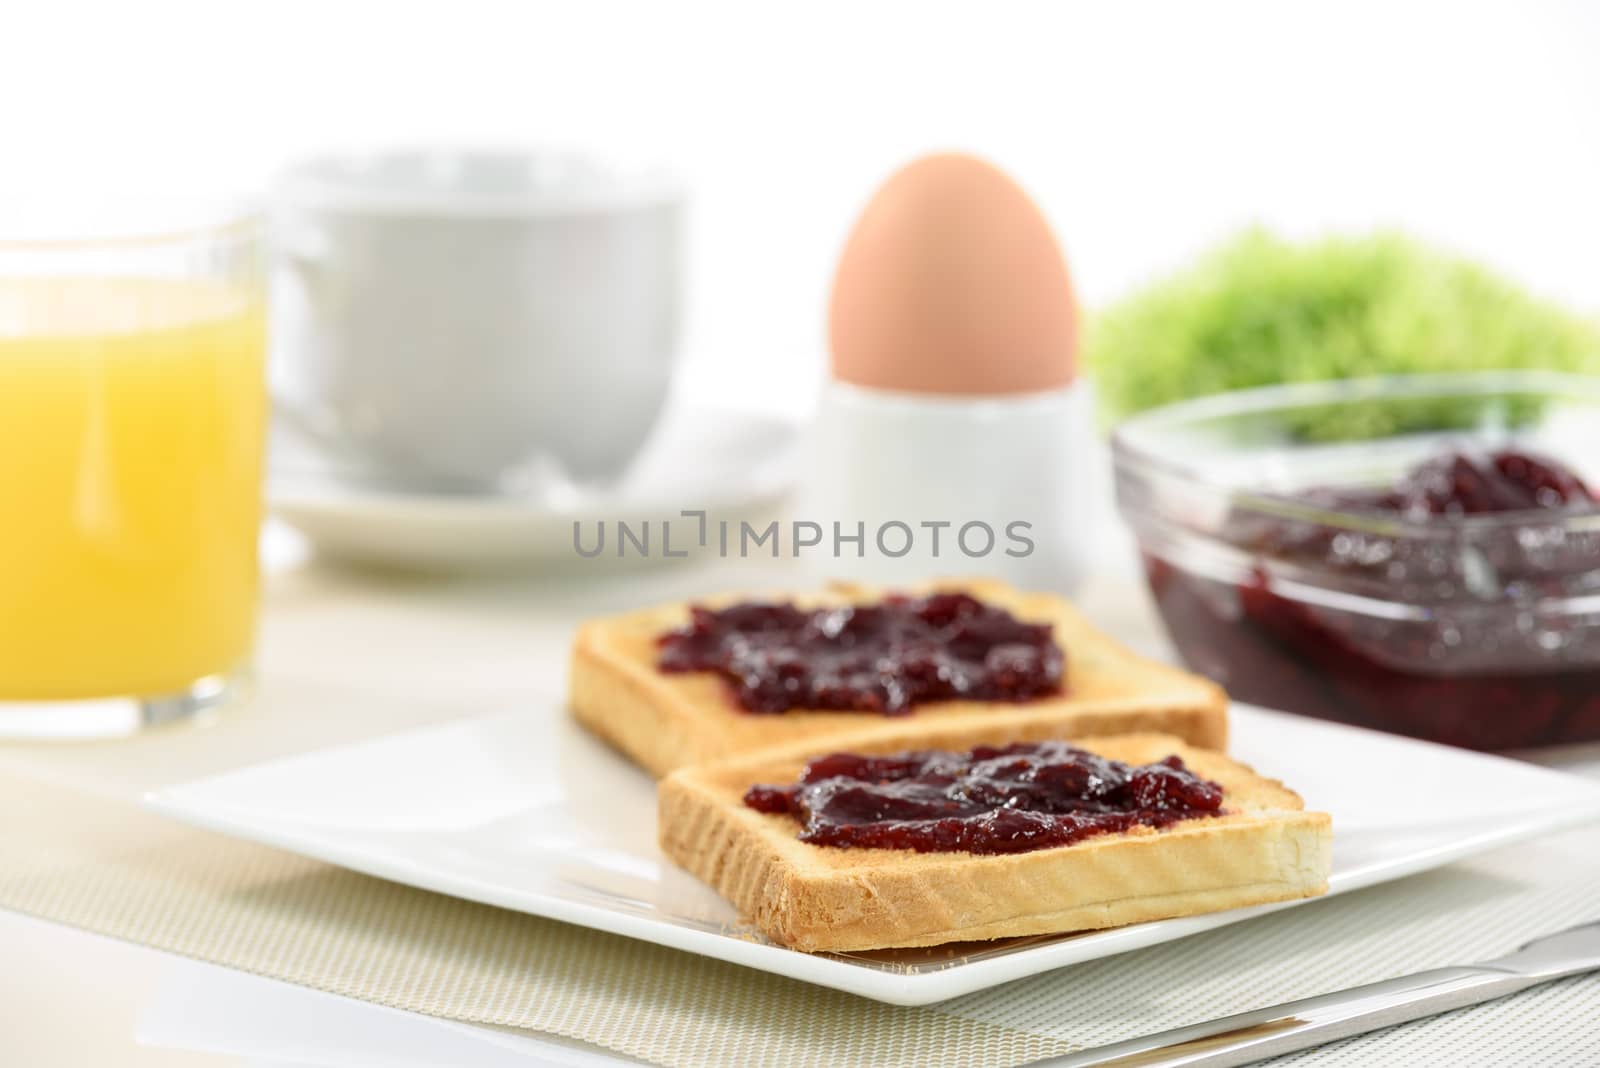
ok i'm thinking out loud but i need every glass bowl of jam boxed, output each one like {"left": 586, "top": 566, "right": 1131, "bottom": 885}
{"left": 1112, "top": 371, "right": 1600, "bottom": 750}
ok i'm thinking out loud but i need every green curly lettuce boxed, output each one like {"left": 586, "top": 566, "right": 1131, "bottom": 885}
{"left": 1088, "top": 229, "right": 1600, "bottom": 439}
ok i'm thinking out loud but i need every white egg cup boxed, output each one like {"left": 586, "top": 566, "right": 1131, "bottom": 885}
{"left": 796, "top": 380, "right": 1094, "bottom": 593}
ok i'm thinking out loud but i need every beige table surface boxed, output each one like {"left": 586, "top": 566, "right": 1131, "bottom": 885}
{"left": 3, "top": 529, "right": 1598, "bottom": 1067}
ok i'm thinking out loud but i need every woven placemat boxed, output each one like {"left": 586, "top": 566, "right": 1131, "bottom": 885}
{"left": 5, "top": 767, "right": 1599, "bottom": 1068}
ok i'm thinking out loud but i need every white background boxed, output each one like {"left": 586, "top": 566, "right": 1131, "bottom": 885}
{"left": 2, "top": 10, "right": 1599, "bottom": 1062}
{"left": 6, "top": 0, "right": 1598, "bottom": 408}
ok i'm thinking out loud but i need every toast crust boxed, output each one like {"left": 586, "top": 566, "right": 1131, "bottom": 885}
{"left": 660, "top": 732, "right": 1331, "bottom": 952}
{"left": 570, "top": 579, "right": 1229, "bottom": 777}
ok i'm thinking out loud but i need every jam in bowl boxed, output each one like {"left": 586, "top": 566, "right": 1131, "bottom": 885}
{"left": 1113, "top": 372, "right": 1600, "bottom": 750}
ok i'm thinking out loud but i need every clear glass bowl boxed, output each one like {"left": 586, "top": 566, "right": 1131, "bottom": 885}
{"left": 1112, "top": 371, "right": 1600, "bottom": 750}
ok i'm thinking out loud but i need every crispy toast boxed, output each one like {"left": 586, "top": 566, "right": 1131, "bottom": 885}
{"left": 659, "top": 730, "right": 1330, "bottom": 952}
{"left": 570, "top": 579, "right": 1228, "bottom": 777}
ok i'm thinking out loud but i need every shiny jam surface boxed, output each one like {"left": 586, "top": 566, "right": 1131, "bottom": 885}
{"left": 743, "top": 741, "right": 1225, "bottom": 854}
{"left": 657, "top": 592, "right": 1064, "bottom": 715}
{"left": 1149, "top": 448, "right": 1600, "bottom": 750}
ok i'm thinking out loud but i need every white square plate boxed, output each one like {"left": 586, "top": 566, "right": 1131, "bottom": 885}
{"left": 146, "top": 703, "right": 1600, "bottom": 1005}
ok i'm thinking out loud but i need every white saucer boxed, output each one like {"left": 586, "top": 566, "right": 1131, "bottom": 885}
{"left": 269, "top": 403, "right": 800, "bottom": 571}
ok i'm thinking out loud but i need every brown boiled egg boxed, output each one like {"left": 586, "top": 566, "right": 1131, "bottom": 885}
{"left": 829, "top": 153, "right": 1079, "bottom": 395}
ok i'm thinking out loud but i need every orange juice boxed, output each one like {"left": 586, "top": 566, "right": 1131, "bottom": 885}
{"left": 0, "top": 278, "right": 266, "bottom": 699}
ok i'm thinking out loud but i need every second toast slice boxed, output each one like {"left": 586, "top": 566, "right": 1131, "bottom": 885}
{"left": 661, "top": 731, "right": 1331, "bottom": 952}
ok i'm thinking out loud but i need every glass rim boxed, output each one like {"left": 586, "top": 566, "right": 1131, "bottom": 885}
{"left": 0, "top": 198, "right": 265, "bottom": 253}
{"left": 1111, "top": 369, "right": 1600, "bottom": 537}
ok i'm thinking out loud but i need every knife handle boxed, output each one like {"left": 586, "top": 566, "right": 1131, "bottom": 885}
{"left": 1043, "top": 965, "right": 1536, "bottom": 1068}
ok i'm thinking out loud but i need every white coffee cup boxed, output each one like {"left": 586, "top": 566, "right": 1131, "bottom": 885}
{"left": 273, "top": 150, "right": 683, "bottom": 491}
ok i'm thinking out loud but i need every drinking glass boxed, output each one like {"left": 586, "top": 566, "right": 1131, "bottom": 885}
{"left": 0, "top": 203, "right": 267, "bottom": 737}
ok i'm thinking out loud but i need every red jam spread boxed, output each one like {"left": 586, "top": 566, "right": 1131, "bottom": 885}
{"left": 744, "top": 741, "right": 1223, "bottom": 854}
{"left": 1148, "top": 447, "right": 1600, "bottom": 750}
{"left": 657, "top": 592, "right": 1064, "bottom": 715}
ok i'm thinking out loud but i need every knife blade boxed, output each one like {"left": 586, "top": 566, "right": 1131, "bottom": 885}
{"left": 1031, "top": 919, "right": 1600, "bottom": 1068}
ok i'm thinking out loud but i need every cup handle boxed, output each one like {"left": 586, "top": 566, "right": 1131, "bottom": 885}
{"left": 275, "top": 221, "right": 330, "bottom": 309}
{"left": 269, "top": 220, "right": 343, "bottom": 461}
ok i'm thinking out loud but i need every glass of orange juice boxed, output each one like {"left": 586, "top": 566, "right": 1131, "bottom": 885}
{"left": 0, "top": 204, "right": 266, "bottom": 737}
